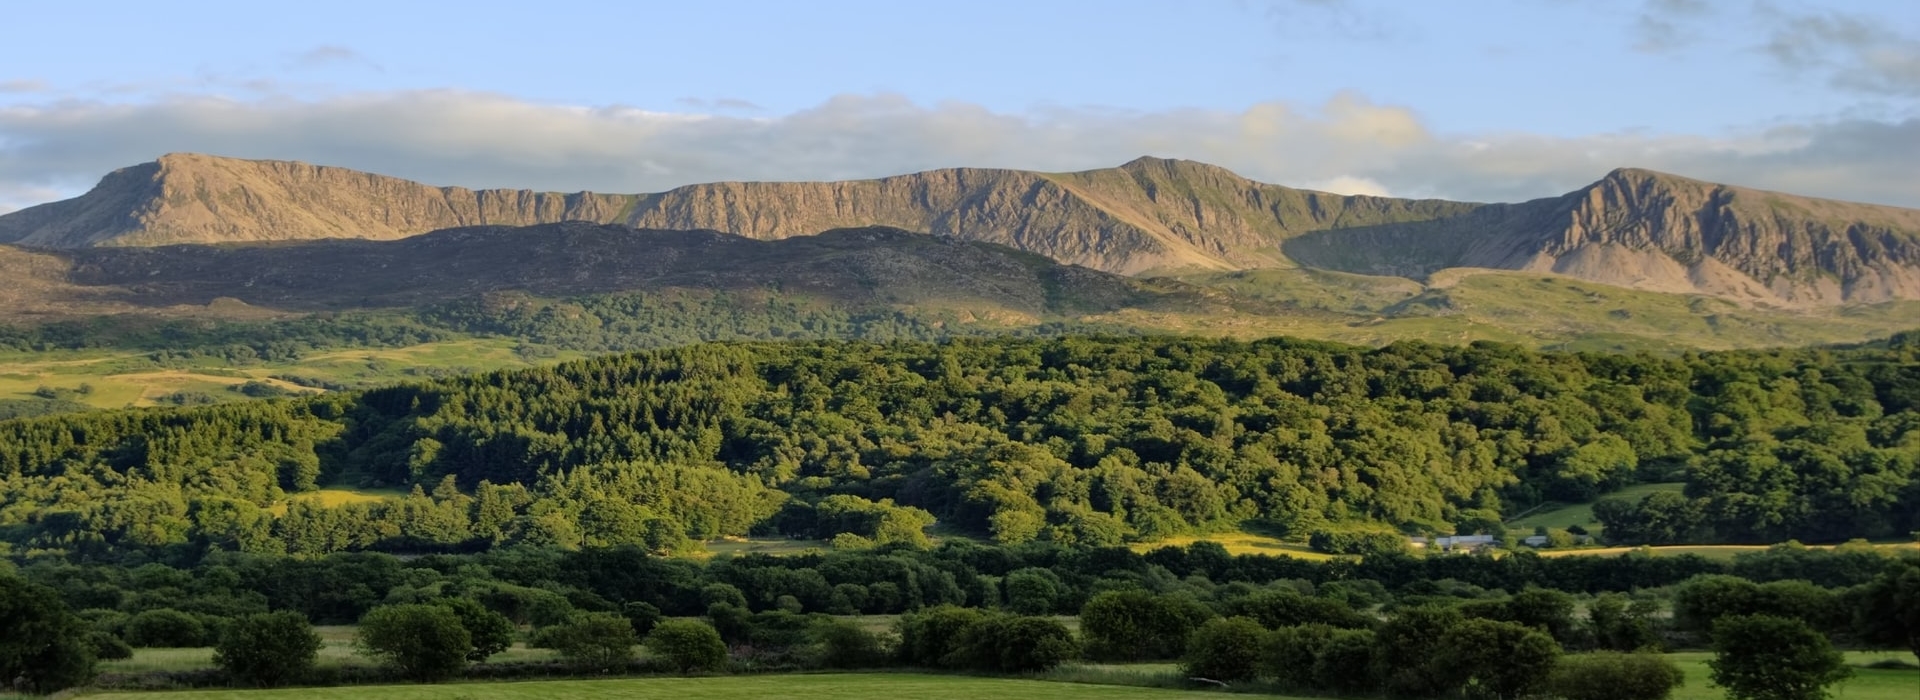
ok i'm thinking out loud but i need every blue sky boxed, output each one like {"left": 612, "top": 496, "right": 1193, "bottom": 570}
{"left": 1, "top": 0, "right": 1916, "bottom": 211}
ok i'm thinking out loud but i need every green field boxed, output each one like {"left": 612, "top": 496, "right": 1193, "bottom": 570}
{"left": 1508, "top": 482, "right": 1688, "bottom": 533}
{"left": 74, "top": 652, "right": 1919, "bottom": 700}
{"left": 98, "top": 627, "right": 561, "bottom": 675}
{"left": 0, "top": 339, "right": 577, "bottom": 411}
{"left": 80, "top": 674, "right": 1228, "bottom": 700}
{"left": 1665, "top": 651, "right": 1918, "bottom": 700}
{"left": 1128, "top": 531, "right": 1336, "bottom": 560}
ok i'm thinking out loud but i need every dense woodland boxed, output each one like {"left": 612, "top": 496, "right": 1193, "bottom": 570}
{"left": 3, "top": 334, "right": 1920, "bottom": 556}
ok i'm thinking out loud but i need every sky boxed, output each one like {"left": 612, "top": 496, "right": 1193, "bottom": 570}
{"left": 1, "top": 0, "right": 1917, "bottom": 214}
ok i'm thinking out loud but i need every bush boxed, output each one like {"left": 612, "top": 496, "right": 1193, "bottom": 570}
{"left": 1312, "top": 628, "right": 1378, "bottom": 694}
{"left": 1709, "top": 615, "right": 1851, "bottom": 700}
{"left": 1548, "top": 652, "right": 1686, "bottom": 700}
{"left": 621, "top": 601, "right": 663, "bottom": 637}
{"left": 1080, "top": 590, "right": 1213, "bottom": 661}
{"left": 1432, "top": 618, "right": 1561, "bottom": 700}
{"left": 812, "top": 617, "right": 886, "bottom": 669}
{"left": 896, "top": 605, "right": 986, "bottom": 667}
{"left": 1183, "top": 616, "right": 1268, "bottom": 683}
{"left": 214, "top": 611, "right": 323, "bottom": 687}
{"left": 434, "top": 597, "right": 514, "bottom": 662}
{"left": 1002, "top": 567, "right": 1067, "bottom": 615}
{"left": 89, "top": 630, "right": 134, "bottom": 661}
{"left": 947, "top": 614, "right": 1077, "bottom": 673}
{"left": 354, "top": 604, "right": 472, "bottom": 682}
{"left": 546, "top": 612, "right": 638, "bottom": 672}
{"left": 124, "top": 608, "right": 209, "bottom": 648}
{"left": 645, "top": 619, "right": 728, "bottom": 673}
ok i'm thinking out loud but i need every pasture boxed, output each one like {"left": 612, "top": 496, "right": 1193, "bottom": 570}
{"left": 1508, "top": 482, "right": 1686, "bottom": 533}
{"left": 79, "top": 674, "right": 1227, "bottom": 700}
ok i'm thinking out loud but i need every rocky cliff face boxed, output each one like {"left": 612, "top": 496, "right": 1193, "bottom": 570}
{"left": 0, "top": 154, "right": 1475, "bottom": 275}
{"left": 6, "top": 154, "right": 1920, "bottom": 306}
{"left": 1283, "top": 169, "right": 1920, "bottom": 306}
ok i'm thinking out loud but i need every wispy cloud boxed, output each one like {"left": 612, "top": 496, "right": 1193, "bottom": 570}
{"left": 1631, "top": 0, "right": 1713, "bottom": 53}
{"left": 0, "top": 90, "right": 1914, "bottom": 211}
{"left": 0, "top": 79, "right": 49, "bottom": 94}
{"left": 675, "top": 97, "right": 763, "bottom": 112}
{"left": 289, "top": 45, "right": 381, "bottom": 71}
{"left": 1760, "top": 6, "right": 1920, "bottom": 96}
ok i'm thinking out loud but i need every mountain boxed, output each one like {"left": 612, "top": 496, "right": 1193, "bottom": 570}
{"left": 6, "top": 154, "right": 1920, "bottom": 306}
{"left": 0, "top": 153, "right": 1476, "bottom": 274}
{"left": 1282, "top": 168, "right": 1920, "bottom": 306}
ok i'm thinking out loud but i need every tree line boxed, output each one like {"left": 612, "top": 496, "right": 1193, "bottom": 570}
{"left": 4, "top": 540, "right": 1915, "bottom": 696}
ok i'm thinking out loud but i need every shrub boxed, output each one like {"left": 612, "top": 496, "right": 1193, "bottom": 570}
{"left": 1548, "top": 652, "right": 1686, "bottom": 700}
{"left": 1709, "top": 615, "right": 1851, "bottom": 700}
{"left": 214, "top": 611, "right": 323, "bottom": 687}
{"left": 1183, "top": 616, "right": 1268, "bottom": 683}
{"left": 896, "top": 605, "right": 986, "bottom": 667}
{"left": 646, "top": 619, "right": 728, "bottom": 673}
{"left": 948, "top": 614, "right": 1077, "bottom": 673}
{"left": 434, "top": 597, "right": 514, "bottom": 662}
{"left": 1312, "top": 628, "right": 1378, "bottom": 694}
{"left": 354, "top": 604, "right": 472, "bottom": 682}
{"left": 124, "top": 608, "right": 209, "bottom": 648}
{"left": 546, "top": 612, "right": 638, "bottom": 673}
{"left": 1080, "top": 590, "right": 1213, "bottom": 661}
{"left": 88, "top": 631, "right": 134, "bottom": 661}
{"left": 812, "top": 617, "right": 886, "bottom": 669}
{"left": 1432, "top": 618, "right": 1562, "bottom": 700}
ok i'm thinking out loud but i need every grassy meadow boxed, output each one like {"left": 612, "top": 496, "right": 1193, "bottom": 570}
{"left": 1508, "top": 482, "right": 1688, "bottom": 534}
{"left": 0, "top": 338, "right": 576, "bottom": 411}
{"left": 71, "top": 651, "right": 1920, "bottom": 700}
{"left": 79, "top": 674, "right": 1233, "bottom": 700}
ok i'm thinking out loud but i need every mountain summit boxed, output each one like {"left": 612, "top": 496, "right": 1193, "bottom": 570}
{"left": 5, "top": 154, "right": 1919, "bottom": 306}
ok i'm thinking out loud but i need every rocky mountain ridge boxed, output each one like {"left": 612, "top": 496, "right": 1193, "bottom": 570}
{"left": 5, "top": 154, "right": 1920, "bottom": 306}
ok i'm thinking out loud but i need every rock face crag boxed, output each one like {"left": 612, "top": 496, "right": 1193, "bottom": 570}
{"left": 1282, "top": 169, "right": 1920, "bottom": 306}
{"left": 6, "top": 155, "right": 1920, "bottom": 306}
{"left": 0, "top": 154, "right": 1478, "bottom": 274}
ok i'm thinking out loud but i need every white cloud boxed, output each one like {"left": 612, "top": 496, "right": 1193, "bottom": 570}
{"left": 1308, "top": 176, "right": 1394, "bottom": 198}
{"left": 0, "top": 90, "right": 1915, "bottom": 211}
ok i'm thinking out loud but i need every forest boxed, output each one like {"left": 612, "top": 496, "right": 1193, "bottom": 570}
{"left": 3, "top": 333, "right": 1920, "bottom": 557}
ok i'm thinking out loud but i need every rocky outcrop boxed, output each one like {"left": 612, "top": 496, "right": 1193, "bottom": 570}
{"left": 1283, "top": 169, "right": 1920, "bottom": 306}
{"left": 7, "top": 155, "right": 1920, "bottom": 306}
{"left": 0, "top": 154, "right": 1476, "bottom": 275}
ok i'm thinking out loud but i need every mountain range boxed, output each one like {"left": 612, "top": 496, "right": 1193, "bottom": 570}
{"left": 8, "top": 153, "right": 1920, "bottom": 310}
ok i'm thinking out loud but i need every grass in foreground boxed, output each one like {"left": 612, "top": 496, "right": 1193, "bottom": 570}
{"left": 1664, "top": 651, "right": 1917, "bottom": 700}
{"left": 81, "top": 673, "right": 1238, "bottom": 700}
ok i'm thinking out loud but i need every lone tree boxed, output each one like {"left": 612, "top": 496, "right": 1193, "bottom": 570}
{"left": 645, "top": 619, "right": 728, "bottom": 673}
{"left": 547, "top": 612, "right": 638, "bottom": 673}
{"left": 1709, "top": 614, "right": 1852, "bottom": 700}
{"left": 0, "top": 576, "right": 95, "bottom": 694}
{"left": 214, "top": 611, "right": 323, "bottom": 687}
{"left": 355, "top": 604, "right": 473, "bottom": 682}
